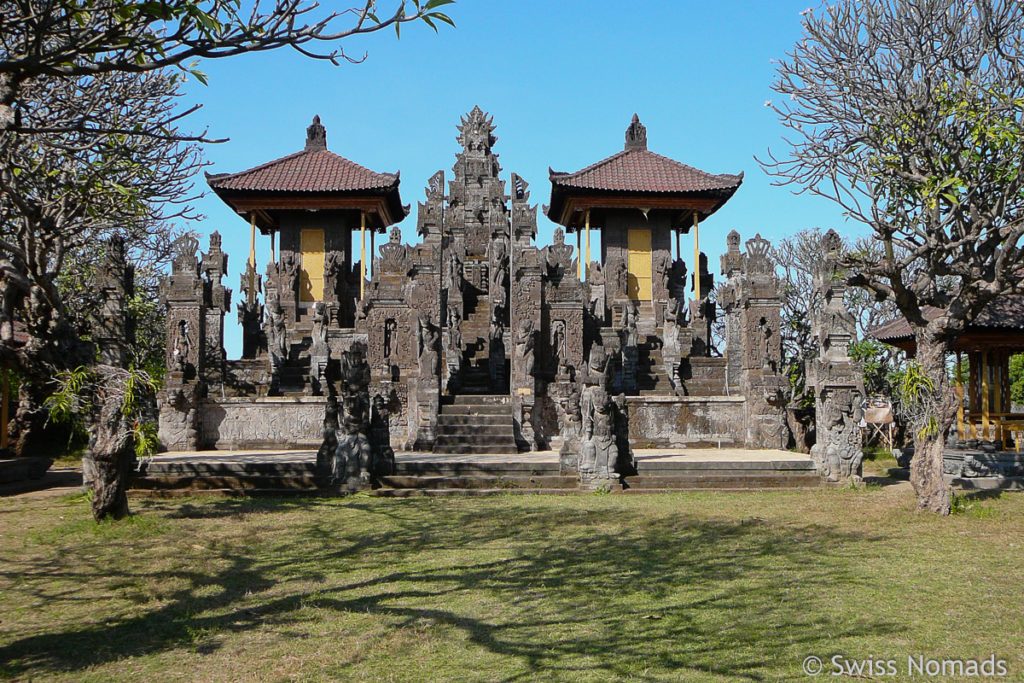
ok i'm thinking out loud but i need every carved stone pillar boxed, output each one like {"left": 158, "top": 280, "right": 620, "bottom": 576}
{"left": 201, "top": 231, "right": 231, "bottom": 388}
{"left": 95, "top": 236, "right": 134, "bottom": 368}
{"left": 158, "top": 235, "right": 205, "bottom": 451}
{"left": 810, "top": 229, "right": 865, "bottom": 483}
{"left": 511, "top": 247, "right": 541, "bottom": 449}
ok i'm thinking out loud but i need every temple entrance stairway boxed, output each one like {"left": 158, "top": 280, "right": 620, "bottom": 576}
{"left": 634, "top": 301, "right": 673, "bottom": 396}
{"left": 433, "top": 395, "right": 518, "bottom": 454}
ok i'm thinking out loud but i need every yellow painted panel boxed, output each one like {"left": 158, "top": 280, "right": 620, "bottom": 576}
{"left": 627, "top": 229, "right": 652, "bottom": 301}
{"left": 299, "top": 229, "right": 325, "bottom": 302}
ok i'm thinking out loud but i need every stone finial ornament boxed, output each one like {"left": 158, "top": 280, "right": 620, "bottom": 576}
{"left": 624, "top": 113, "right": 647, "bottom": 151}
{"left": 305, "top": 114, "right": 327, "bottom": 151}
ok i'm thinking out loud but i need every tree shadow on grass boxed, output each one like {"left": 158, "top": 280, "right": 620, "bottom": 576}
{"left": 1, "top": 496, "right": 897, "bottom": 680}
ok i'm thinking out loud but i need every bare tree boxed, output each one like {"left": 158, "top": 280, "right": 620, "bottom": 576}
{"left": 762, "top": 0, "right": 1024, "bottom": 514}
{"left": 0, "top": 0, "right": 455, "bottom": 131}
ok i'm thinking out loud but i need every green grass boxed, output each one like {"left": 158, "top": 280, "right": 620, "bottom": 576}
{"left": 1, "top": 487, "right": 1022, "bottom": 681}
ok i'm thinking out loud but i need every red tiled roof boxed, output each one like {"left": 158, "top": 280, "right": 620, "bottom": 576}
{"left": 206, "top": 148, "right": 398, "bottom": 194}
{"left": 549, "top": 148, "right": 743, "bottom": 194}
{"left": 868, "top": 297, "right": 1024, "bottom": 342}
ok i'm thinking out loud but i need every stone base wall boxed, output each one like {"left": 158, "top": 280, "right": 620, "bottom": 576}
{"left": 200, "top": 398, "right": 326, "bottom": 449}
{"left": 626, "top": 396, "right": 745, "bottom": 448}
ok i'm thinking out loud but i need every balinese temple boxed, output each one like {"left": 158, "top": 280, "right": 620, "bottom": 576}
{"left": 868, "top": 299, "right": 1024, "bottom": 446}
{"left": 157, "top": 109, "right": 792, "bottom": 486}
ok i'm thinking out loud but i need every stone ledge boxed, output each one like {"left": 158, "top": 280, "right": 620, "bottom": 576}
{"left": 624, "top": 395, "right": 745, "bottom": 405}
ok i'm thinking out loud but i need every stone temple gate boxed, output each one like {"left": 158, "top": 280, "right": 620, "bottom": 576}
{"left": 158, "top": 108, "right": 790, "bottom": 485}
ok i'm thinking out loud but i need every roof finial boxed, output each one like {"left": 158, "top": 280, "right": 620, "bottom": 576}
{"left": 305, "top": 114, "right": 327, "bottom": 151}
{"left": 625, "top": 113, "right": 647, "bottom": 152}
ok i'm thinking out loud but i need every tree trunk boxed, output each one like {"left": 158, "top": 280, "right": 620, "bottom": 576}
{"left": 910, "top": 331, "right": 956, "bottom": 515}
{"left": 85, "top": 402, "right": 135, "bottom": 521}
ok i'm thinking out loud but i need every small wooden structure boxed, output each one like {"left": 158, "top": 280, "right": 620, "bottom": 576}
{"left": 868, "top": 298, "right": 1024, "bottom": 447}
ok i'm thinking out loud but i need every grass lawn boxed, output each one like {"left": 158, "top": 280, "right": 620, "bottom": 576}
{"left": 1, "top": 485, "right": 1022, "bottom": 682}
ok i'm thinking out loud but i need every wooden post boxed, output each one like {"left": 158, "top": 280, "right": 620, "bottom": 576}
{"left": 584, "top": 210, "right": 591, "bottom": 282}
{"left": 360, "top": 212, "right": 366, "bottom": 300}
{"left": 248, "top": 213, "right": 257, "bottom": 304}
{"left": 692, "top": 212, "right": 700, "bottom": 301}
{"left": 675, "top": 229, "right": 681, "bottom": 264}
{"left": 1, "top": 370, "right": 8, "bottom": 450}
{"left": 994, "top": 350, "right": 1004, "bottom": 443}
{"left": 981, "top": 350, "right": 990, "bottom": 439}
{"left": 370, "top": 230, "right": 376, "bottom": 280}
{"left": 956, "top": 351, "right": 965, "bottom": 439}
{"left": 576, "top": 229, "right": 582, "bottom": 280}
{"left": 270, "top": 230, "right": 276, "bottom": 263}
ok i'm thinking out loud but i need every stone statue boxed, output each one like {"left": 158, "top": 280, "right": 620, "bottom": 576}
{"left": 417, "top": 313, "right": 440, "bottom": 380}
{"left": 330, "top": 343, "right": 373, "bottom": 490}
{"left": 266, "top": 292, "right": 287, "bottom": 395}
{"left": 316, "top": 395, "right": 340, "bottom": 481}
{"left": 490, "top": 237, "right": 509, "bottom": 307}
{"left": 172, "top": 319, "right": 191, "bottom": 374}
{"left": 551, "top": 320, "right": 566, "bottom": 375}
{"left": 384, "top": 318, "right": 397, "bottom": 360}
{"left": 279, "top": 253, "right": 299, "bottom": 292}
{"left": 447, "top": 250, "right": 464, "bottom": 292}
{"left": 370, "top": 393, "right": 396, "bottom": 477}
{"left": 515, "top": 318, "right": 537, "bottom": 379}
{"left": 620, "top": 301, "right": 639, "bottom": 348}
{"left": 309, "top": 302, "right": 331, "bottom": 396}
{"left": 489, "top": 319, "right": 506, "bottom": 389}
{"left": 580, "top": 386, "right": 618, "bottom": 483}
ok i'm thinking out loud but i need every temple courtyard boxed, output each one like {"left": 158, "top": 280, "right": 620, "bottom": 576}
{"left": 2, "top": 479, "right": 1022, "bottom": 682}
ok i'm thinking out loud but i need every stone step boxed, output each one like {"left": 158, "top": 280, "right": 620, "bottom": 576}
{"left": 438, "top": 414, "right": 512, "bottom": 426}
{"left": 434, "top": 428, "right": 516, "bottom": 441}
{"left": 369, "top": 487, "right": 577, "bottom": 497}
{"left": 396, "top": 461, "right": 561, "bottom": 476}
{"left": 445, "top": 394, "right": 511, "bottom": 405}
{"left": 623, "top": 474, "right": 821, "bottom": 490}
{"left": 140, "top": 461, "right": 317, "bottom": 477}
{"left": 128, "top": 487, "right": 328, "bottom": 499}
{"left": 439, "top": 404, "right": 512, "bottom": 416}
{"left": 636, "top": 460, "right": 816, "bottom": 473}
{"left": 433, "top": 436, "right": 518, "bottom": 449}
{"left": 379, "top": 474, "right": 577, "bottom": 490}
{"left": 133, "top": 474, "right": 318, "bottom": 490}
{"left": 430, "top": 444, "right": 522, "bottom": 454}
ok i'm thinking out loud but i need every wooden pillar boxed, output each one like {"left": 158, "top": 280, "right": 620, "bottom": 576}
{"left": 981, "top": 350, "right": 990, "bottom": 439}
{"left": 1, "top": 370, "right": 8, "bottom": 450}
{"left": 675, "top": 229, "right": 681, "bottom": 264}
{"left": 576, "top": 229, "right": 582, "bottom": 280}
{"left": 584, "top": 211, "right": 591, "bottom": 282}
{"left": 359, "top": 212, "right": 366, "bottom": 300}
{"left": 994, "top": 350, "right": 1003, "bottom": 442}
{"left": 956, "top": 351, "right": 965, "bottom": 440}
{"left": 370, "top": 230, "right": 376, "bottom": 280}
{"left": 270, "top": 230, "right": 276, "bottom": 263}
{"left": 248, "top": 213, "right": 257, "bottom": 304}
{"left": 968, "top": 351, "right": 978, "bottom": 438}
{"left": 692, "top": 212, "right": 701, "bottom": 301}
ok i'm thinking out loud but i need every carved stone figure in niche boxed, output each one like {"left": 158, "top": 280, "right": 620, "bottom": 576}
{"left": 383, "top": 318, "right": 397, "bottom": 359}
{"left": 446, "top": 305, "right": 463, "bottom": 350}
{"left": 514, "top": 319, "right": 537, "bottom": 379}
{"left": 417, "top": 313, "right": 441, "bottom": 380}
{"left": 551, "top": 319, "right": 567, "bottom": 377}
{"left": 587, "top": 260, "right": 605, "bottom": 321}
{"left": 490, "top": 237, "right": 509, "bottom": 308}
{"left": 309, "top": 302, "right": 331, "bottom": 396}
{"left": 370, "top": 393, "right": 396, "bottom": 477}
{"left": 447, "top": 250, "right": 464, "bottom": 292}
{"left": 172, "top": 319, "right": 191, "bottom": 374}
{"left": 758, "top": 316, "right": 775, "bottom": 372}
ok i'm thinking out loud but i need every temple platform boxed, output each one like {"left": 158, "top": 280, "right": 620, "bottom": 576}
{"left": 131, "top": 448, "right": 820, "bottom": 496}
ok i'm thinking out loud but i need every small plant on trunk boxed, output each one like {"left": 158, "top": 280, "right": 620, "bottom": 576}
{"left": 46, "top": 365, "right": 159, "bottom": 520}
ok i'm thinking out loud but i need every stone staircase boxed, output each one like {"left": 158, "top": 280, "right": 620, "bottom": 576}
{"left": 433, "top": 395, "right": 519, "bottom": 454}
{"left": 623, "top": 456, "right": 821, "bottom": 491}
{"left": 132, "top": 457, "right": 319, "bottom": 497}
{"left": 374, "top": 456, "right": 576, "bottom": 496}
{"left": 637, "top": 333, "right": 673, "bottom": 395}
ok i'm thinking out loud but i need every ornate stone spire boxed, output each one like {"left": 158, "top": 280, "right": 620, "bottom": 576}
{"left": 305, "top": 115, "right": 327, "bottom": 151}
{"left": 624, "top": 113, "right": 647, "bottom": 151}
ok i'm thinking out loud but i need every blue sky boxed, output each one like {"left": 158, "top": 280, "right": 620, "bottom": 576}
{"left": 181, "top": 1, "right": 856, "bottom": 358}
